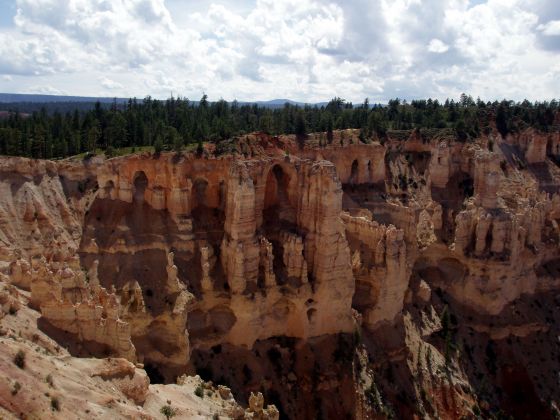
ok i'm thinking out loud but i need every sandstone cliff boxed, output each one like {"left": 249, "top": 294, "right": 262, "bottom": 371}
{"left": 1, "top": 125, "right": 560, "bottom": 419}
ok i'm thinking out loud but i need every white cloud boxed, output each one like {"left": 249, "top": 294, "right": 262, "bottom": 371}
{"left": 428, "top": 38, "right": 449, "bottom": 53}
{"left": 0, "top": 0, "right": 557, "bottom": 101}
{"left": 100, "top": 77, "right": 123, "bottom": 90}
{"left": 538, "top": 20, "right": 560, "bottom": 36}
{"left": 23, "top": 84, "right": 67, "bottom": 95}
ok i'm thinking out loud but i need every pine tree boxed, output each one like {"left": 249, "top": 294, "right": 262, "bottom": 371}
{"left": 326, "top": 115, "right": 334, "bottom": 144}
{"left": 154, "top": 136, "right": 164, "bottom": 155}
{"left": 87, "top": 123, "right": 101, "bottom": 154}
{"left": 0, "top": 95, "right": 556, "bottom": 159}
{"left": 295, "top": 112, "right": 307, "bottom": 149}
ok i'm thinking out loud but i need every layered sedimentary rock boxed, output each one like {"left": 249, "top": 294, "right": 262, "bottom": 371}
{"left": 2, "top": 123, "right": 560, "bottom": 419}
{"left": 0, "top": 285, "right": 278, "bottom": 419}
{"left": 342, "top": 211, "right": 408, "bottom": 327}
{"left": 29, "top": 256, "right": 136, "bottom": 360}
{"left": 1, "top": 151, "right": 352, "bottom": 381}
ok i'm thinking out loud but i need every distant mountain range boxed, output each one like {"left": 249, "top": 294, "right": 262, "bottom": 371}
{"left": 0, "top": 93, "right": 323, "bottom": 109}
{"left": 0, "top": 93, "right": 129, "bottom": 104}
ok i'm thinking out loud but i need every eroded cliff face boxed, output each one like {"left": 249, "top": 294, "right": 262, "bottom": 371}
{"left": 1, "top": 126, "right": 560, "bottom": 419}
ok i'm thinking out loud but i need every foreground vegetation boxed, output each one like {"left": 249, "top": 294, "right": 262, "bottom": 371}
{"left": 0, "top": 94, "right": 558, "bottom": 159}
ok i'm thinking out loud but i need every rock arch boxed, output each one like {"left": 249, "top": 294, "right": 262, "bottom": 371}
{"left": 102, "top": 180, "right": 115, "bottom": 199}
{"left": 133, "top": 171, "right": 148, "bottom": 202}
{"left": 263, "top": 164, "right": 297, "bottom": 230}
{"left": 350, "top": 159, "right": 359, "bottom": 183}
{"left": 191, "top": 177, "right": 209, "bottom": 211}
{"left": 190, "top": 176, "right": 225, "bottom": 237}
{"left": 307, "top": 308, "right": 317, "bottom": 323}
{"left": 260, "top": 163, "right": 301, "bottom": 286}
{"left": 264, "top": 165, "right": 289, "bottom": 207}
{"left": 411, "top": 256, "right": 466, "bottom": 288}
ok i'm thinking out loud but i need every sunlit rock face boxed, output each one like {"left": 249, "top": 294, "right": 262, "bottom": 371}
{"left": 2, "top": 126, "right": 560, "bottom": 418}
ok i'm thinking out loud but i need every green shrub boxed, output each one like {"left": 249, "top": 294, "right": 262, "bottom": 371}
{"left": 14, "top": 350, "right": 25, "bottom": 369}
{"left": 500, "top": 160, "right": 507, "bottom": 173}
{"left": 105, "top": 146, "right": 116, "bottom": 158}
{"left": 160, "top": 404, "right": 176, "bottom": 419}
{"left": 11, "top": 381, "right": 21, "bottom": 395}
{"left": 194, "top": 385, "right": 204, "bottom": 398}
{"left": 50, "top": 396, "right": 60, "bottom": 411}
{"left": 472, "top": 403, "right": 481, "bottom": 416}
{"left": 77, "top": 180, "right": 87, "bottom": 194}
{"left": 353, "top": 327, "right": 362, "bottom": 346}
{"left": 154, "top": 139, "right": 163, "bottom": 155}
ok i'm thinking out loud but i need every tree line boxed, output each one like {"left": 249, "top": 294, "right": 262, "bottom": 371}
{"left": 0, "top": 94, "right": 558, "bottom": 159}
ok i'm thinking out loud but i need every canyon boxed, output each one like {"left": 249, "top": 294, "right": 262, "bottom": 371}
{"left": 1, "top": 125, "right": 560, "bottom": 419}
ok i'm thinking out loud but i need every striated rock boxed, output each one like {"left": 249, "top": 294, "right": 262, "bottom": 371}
{"left": 87, "top": 259, "right": 100, "bottom": 291}
{"left": 417, "top": 279, "right": 431, "bottom": 302}
{"left": 509, "top": 128, "right": 550, "bottom": 164}
{"left": 165, "top": 251, "right": 180, "bottom": 294}
{"left": 89, "top": 358, "right": 149, "bottom": 404}
{"left": 41, "top": 289, "right": 136, "bottom": 360}
{"left": 218, "top": 384, "right": 233, "bottom": 400}
{"left": 2, "top": 126, "right": 560, "bottom": 419}
{"left": 200, "top": 245, "right": 215, "bottom": 292}
{"left": 526, "top": 134, "right": 548, "bottom": 164}
{"left": 8, "top": 259, "right": 31, "bottom": 290}
{"left": 30, "top": 259, "right": 62, "bottom": 309}
{"left": 121, "top": 280, "right": 146, "bottom": 314}
{"left": 247, "top": 392, "right": 280, "bottom": 420}
{"left": 280, "top": 232, "right": 308, "bottom": 284}
{"left": 25, "top": 254, "right": 138, "bottom": 360}
{"left": 342, "top": 212, "right": 408, "bottom": 327}
{"left": 416, "top": 209, "right": 437, "bottom": 249}
{"left": 429, "top": 141, "right": 451, "bottom": 188}
{"left": 258, "top": 236, "right": 276, "bottom": 287}
{"left": 473, "top": 150, "right": 501, "bottom": 209}
{"left": 0, "top": 283, "right": 22, "bottom": 318}
{"left": 221, "top": 161, "right": 259, "bottom": 294}
{"left": 249, "top": 392, "right": 265, "bottom": 412}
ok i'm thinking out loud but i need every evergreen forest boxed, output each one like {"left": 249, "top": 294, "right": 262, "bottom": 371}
{"left": 0, "top": 94, "right": 558, "bottom": 159}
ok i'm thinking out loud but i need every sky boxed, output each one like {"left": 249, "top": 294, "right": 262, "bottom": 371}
{"left": 0, "top": 0, "right": 559, "bottom": 103}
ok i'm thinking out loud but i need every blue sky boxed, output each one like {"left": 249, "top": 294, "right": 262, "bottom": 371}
{"left": 0, "top": 0, "right": 16, "bottom": 27}
{"left": 0, "top": 0, "right": 558, "bottom": 102}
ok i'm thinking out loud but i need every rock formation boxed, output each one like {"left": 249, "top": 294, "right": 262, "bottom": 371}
{"left": 1, "top": 125, "right": 560, "bottom": 419}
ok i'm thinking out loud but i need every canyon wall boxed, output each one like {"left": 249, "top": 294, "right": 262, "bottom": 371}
{"left": 1, "top": 125, "right": 560, "bottom": 418}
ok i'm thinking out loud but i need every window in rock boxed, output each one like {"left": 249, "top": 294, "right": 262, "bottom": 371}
{"left": 191, "top": 178, "right": 224, "bottom": 236}
{"left": 263, "top": 165, "right": 296, "bottom": 231}
{"left": 133, "top": 172, "right": 148, "bottom": 202}
{"left": 262, "top": 165, "right": 297, "bottom": 285}
{"left": 350, "top": 160, "right": 359, "bottom": 183}
{"left": 103, "top": 180, "right": 115, "bottom": 198}
{"left": 191, "top": 178, "right": 209, "bottom": 210}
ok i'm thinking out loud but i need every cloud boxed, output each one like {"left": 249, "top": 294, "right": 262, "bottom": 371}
{"left": 100, "top": 77, "right": 123, "bottom": 90}
{"left": 23, "top": 84, "right": 67, "bottom": 95}
{"left": 428, "top": 39, "right": 449, "bottom": 53}
{"left": 0, "top": 0, "right": 558, "bottom": 101}
{"left": 538, "top": 20, "right": 560, "bottom": 36}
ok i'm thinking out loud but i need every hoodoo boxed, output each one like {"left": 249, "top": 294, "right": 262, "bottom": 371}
{"left": 1, "top": 125, "right": 560, "bottom": 418}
